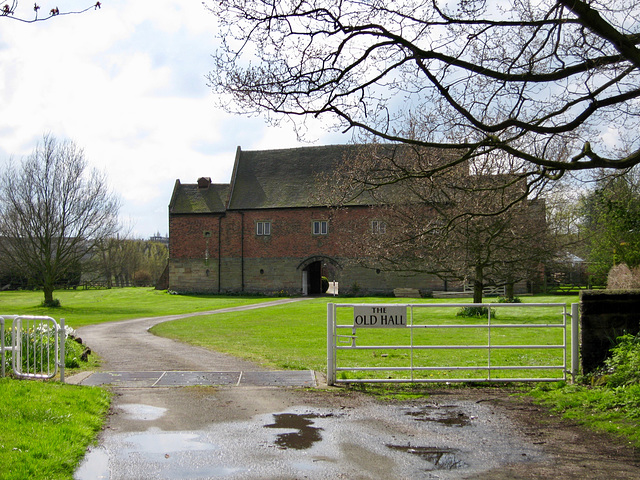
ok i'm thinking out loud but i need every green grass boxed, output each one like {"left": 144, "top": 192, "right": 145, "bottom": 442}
{"left": 0, "top": 287, "right": 273, "bottom": 328}
{"left": 152, "top": 297, "right": 333, "bottom": 370}
{"left": 151, "top": 295, "right": 579, "bottom": 377}
{"left": 0, "top": 378, "right": 110, "bottom": 480}
{"left": 525, "top": 333, "right": 640, "bottom": 448}
{"left": 528, "top": 382, "right": 640, "bottom": 447}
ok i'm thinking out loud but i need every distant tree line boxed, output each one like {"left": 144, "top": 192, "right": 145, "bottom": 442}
{"left": 85, "top": 236, "right": 168, "bottom": 288}
{"left": 0, "top": 236, "right": 168, "bottom": 291}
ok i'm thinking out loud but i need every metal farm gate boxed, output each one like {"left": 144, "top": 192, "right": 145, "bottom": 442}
{"left": 327, "top": 302, "right": 580, "bottom": 385}
{"left": 1, "top": 315, "right": 66, "bottom": 381}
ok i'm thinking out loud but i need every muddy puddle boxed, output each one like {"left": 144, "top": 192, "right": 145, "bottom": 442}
{"left": 387, "top": 444, "right": 467, "bottom": 470}
{"left": 118, "top": 403, "right": 167, "bottom": 421}
{"left": 264, "top": 413, "right": 324, "bottom": 449}
{"left": 262, "top": 410, "right": 471, "bottom": 473}
{"left": 404, "top": 403, "right": 475, "bottom": 427}
{"left": 75, "top": 400, "right": 544, "bottom": 479}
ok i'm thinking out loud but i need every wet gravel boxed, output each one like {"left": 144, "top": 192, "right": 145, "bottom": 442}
{"left": 75, "top": 387, "right": 545, "bottom": 479}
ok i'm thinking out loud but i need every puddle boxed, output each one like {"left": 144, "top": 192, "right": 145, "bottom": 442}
{"left": 264, "top": 413, "right": 323, "bottom": 450}
{"left": 75, "top": 447, "right": 110, "bottom": 480}
{"left": 387, "top": 445, "right": 467, "bottom": 470}
{"left": 150, "top": 465, "right": 245, "bottom": 479}
{"left": 124, "top": 431, "right": 217, "bottom": 454}
{"left": 119, "top": 404, "right": 167, "bottom": 421}
{"left": 405, "top": 405, "right": 472, "bottom": 427}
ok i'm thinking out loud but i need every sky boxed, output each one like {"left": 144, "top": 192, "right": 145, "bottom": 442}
{"left": 0, "top": 1, "right": 349, "bottom": 238}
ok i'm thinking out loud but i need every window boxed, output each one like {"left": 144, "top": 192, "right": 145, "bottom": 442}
{"left": 256, "top": 221, "right": 271, "bottom": 236}
{"left": 372, "top": 220, "right": 386, "bottom": 234}
{"left": 313, "top": 220, "right": 328, "bottom": 235}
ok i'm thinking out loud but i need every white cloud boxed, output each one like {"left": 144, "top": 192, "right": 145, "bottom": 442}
{"left": 0, "top": 1, "right": 349, "bottom": 239}
{"left": 601, "top": 126, "right": 621, "bottom": 149}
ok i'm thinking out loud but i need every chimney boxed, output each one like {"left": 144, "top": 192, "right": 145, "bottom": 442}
{"left": 197, "top": 177, "right": 212, "bottom": 189}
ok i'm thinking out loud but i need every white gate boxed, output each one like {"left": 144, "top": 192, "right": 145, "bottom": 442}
{"left": 327, "top": 303, "right": 580, "bottom": 385}
{"left": 1, "top": 315, "right": 66, "bottom": 381}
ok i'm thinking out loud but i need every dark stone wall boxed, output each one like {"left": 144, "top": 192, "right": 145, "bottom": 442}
{"left": 580, "top": 290, "right": 640, "bottom": 373}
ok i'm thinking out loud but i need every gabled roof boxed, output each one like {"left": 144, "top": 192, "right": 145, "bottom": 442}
{"left": 227, "top": 145, "right": 354, "bottom": 210}
{"left": 170, "top": 144, "right": 469, "bottom": 215}
{"left": 169, "top": 180, "right": 229, "bottom": 214}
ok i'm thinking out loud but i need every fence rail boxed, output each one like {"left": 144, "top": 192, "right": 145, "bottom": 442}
{"left": 327, "top": 302, "right": 579, "bottom": 385}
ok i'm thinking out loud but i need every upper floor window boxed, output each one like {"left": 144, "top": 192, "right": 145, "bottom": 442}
{"left": 313, "top": 220, "right": 328, "bottom": 235}
{"left": 256, "top": 221, "right": 271, "bottom": 236}
{"left": 372, "top": 220, "right": 386, "bottom": 234}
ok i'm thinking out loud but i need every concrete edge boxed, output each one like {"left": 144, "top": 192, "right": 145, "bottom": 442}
{"left": 65, "top": 370, "right": 95, "bottom": 385}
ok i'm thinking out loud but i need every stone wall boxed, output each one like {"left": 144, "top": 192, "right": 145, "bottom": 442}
{"left": 580, "top": 290, "right": 640, "bottom": 373}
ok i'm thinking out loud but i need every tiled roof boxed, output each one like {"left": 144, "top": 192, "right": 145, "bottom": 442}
{"left": 169, "top": 181, "right": 229, "bottom": 214}
{"left": 170, "top": 144, "right": 462, "bottom": 214}
{"left": 227, "top": 145, "right": 358, "bottom": 210}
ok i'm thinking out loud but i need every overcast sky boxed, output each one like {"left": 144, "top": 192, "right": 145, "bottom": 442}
{"left": 0, "top": 1, "right": 348, "bottom": 238}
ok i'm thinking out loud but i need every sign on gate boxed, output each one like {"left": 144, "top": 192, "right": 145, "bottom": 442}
{"left": 353, "top": 305, "right": 407, "bottom": 328}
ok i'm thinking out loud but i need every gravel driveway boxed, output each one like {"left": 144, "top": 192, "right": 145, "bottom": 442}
{"left": 71, "top": 300, "right": 640, "bottom": 479}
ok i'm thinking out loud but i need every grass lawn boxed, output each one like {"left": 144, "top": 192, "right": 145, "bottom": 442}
{"left": 0, "top": 378, "right": 110, "bottom": 480}
{"left": 151, "top": 295, "right": 580, "bottom": 378}
{"left": 527, "top": 382, "right": 640, "bottom": 447}
{"left": 0, "top": 287, "right": 273, "bottom": 328}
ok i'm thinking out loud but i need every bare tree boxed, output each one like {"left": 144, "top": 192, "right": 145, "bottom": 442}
{"left": 1, "top": 1, "right": 101, "bottom": 23}
{"left": 324, "top": 145, "right": 554, "bottom": 302}
{"left": 0, "top": 135, "right": 120, "bottom": 305}
{"left": 207, "top": 0, "right": 640, "bottom": 184}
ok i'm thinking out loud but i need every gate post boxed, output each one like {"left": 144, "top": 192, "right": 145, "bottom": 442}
{"left": 1, "top": 317, "right": 5, "bottom": 378}
{"left": 571, "top": 303, "right": 579, "bottom": 383}
{"left": 59, "top": 318, "right": 66, "bottom": 383}
{"left": 327, "top": 303, "right": 336, "bottom": 386}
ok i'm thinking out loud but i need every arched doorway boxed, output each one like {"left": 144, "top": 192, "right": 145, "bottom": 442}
{"left": 306, "top": 260, "right": 323, "bottom": 295}
{"left": 298, "top": 256, "right": 341, "bottom": 296}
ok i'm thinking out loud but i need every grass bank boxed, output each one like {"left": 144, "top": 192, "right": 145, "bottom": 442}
{"left": 528, "top": 382, "right": 640, "bottom": 447}
{"left": 0, "top": 379, "right": 110, "bottom": 480}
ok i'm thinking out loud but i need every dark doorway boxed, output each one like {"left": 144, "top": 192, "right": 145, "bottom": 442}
{"left": 299, "top": 256, "right": 340, "bottom": 296}
{"left": 306, "top": 261, "right": 323, "bottom": 295}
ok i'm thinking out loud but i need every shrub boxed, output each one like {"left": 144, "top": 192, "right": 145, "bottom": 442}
{"left": 456, "top": 306, "right": 496, "bottom": 318}
{"left": 498, "top": 296, "right": 521, "bottom": 303}
{"left": 343, "top": 281, "right": 360, "bottom": 297}
{"left": 604, "top": 333, "right": 640, "bottom": 387}
{"left": 2, "top": 324, "right": 90, "bottom": 374}
{"left": 607, "top": 263, "right": 640, "bottom": 290}
{"left": 321, "top": 276, "right": 329, "bottom": 293}
{"left": 133, "top": 270, "right": 152, "bottom": 287}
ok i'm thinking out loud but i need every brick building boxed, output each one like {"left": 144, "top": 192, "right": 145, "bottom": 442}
{"left": 168, "top": 145, "right": 444, "bottom": 295}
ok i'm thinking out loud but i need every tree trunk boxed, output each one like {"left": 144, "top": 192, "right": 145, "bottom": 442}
{"left": 43, "top": 284, "right": 55, "bottom": 306}
{"left": 473, "top": 265, "right": 483, "bottom": 304}
{"left": 506, "top": 282, "right": 515, "bottom": 301}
